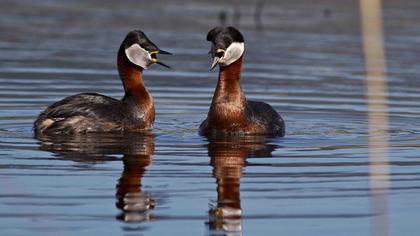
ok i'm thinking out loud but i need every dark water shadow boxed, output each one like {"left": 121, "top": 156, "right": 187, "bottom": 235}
{"left": 36, "top": 132, "right": 156, "bottom": 226}
{"left": 205, "top": 135, "right": 277, "bottom": 236}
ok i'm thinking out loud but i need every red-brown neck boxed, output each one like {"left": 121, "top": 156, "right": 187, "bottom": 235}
{"left": 211, "top": 55, "right": 245, "bottom": 106}
{"left": 117, "top": 47, "right": 152, "bottom": 106}
{"left": 207, "top": 55, "right": 247, "bottom": 128}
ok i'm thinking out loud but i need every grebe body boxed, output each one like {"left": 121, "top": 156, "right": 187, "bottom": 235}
{"left": 199, "top": 27, "right": 285, "bottom": 136}
{"left": 34, "top": 30, "right": 171, "bottom": 134}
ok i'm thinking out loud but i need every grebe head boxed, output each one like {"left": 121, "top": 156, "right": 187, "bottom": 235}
{"left": 122, "top": 30, "right": 172, "bottom": 69}
{"left": 206, "top": 26, "right": 244, "bottom": 71}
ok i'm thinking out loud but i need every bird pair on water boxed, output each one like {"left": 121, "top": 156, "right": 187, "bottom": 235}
{"left": 34, "top": 27, "right": 285, "bottom": 137}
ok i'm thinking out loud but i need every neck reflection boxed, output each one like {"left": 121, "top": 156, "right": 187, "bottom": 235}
{"left": 36, "top": 132, "right": 156, "bottom": 224}
{"left": 206, "top": 135, "right": 276, "bottom": 236}
{"left": 115, "top": 134, "right": 155, "bottom": 222}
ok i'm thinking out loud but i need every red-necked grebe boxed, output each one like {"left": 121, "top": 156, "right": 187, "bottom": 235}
{"left": 34, "top": 30, "right": 171, "bottom": 134}
{"left": 199, "top": 26, "right": 285, "bottom": 136}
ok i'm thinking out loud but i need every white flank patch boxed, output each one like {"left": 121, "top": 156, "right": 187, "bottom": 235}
{"left": 39, "top": 118, "right": 54, "bottom": 131}
{"left": 220, "top": 42, "right": 244, "bottom": 66}
{"left": 125, "top": 44, "right": 152, "bottom": 69}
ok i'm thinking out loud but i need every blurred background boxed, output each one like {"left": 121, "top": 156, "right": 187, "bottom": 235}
{"left": 0, "top": 0, "right": 420, "bottom": 236}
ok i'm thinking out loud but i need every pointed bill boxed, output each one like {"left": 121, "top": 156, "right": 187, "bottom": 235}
{"left": 156, "top": 61, "right": 171, "bottom": 69}
{"left": 158, "top": 49, "right": 172, "bottom": 55}
{"left": 210, "top": 57, "right": 220, "bottom": 71}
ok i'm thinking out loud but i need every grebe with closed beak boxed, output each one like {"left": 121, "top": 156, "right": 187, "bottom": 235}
{"left": 34, "top": 30, "right": 171, "bottom": 134}
{"left": 199, "top": 26, "right": 285, "bottom": 136}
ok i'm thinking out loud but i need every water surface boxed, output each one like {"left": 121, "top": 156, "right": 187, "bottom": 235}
{"left": 1, "top": 0, "right": 420, "bottom": 235}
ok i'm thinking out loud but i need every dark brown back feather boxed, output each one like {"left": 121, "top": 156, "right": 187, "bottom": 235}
{"left": 246, "top": 100, "right": 285, "bottom": 136}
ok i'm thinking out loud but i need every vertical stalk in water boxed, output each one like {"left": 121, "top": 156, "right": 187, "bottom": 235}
{"left": 359, "top": 0, "right": 389, "bottom": 236}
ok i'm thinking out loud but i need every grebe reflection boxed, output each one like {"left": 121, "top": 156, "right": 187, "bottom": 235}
{"left": 37, "top": 132, "right": 156, "bottom": 223}
{"left": 206, "top": 136, "right": 276, "bottom": 236}
{"left": 115, "top": 134, "right": 155, "bottom": 222}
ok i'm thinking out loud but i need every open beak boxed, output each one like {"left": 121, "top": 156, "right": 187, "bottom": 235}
{"left": 158, "top": 49, "right": 172, "bottom": 55}
{"left": 151, "top": 50, "right": 172, "bottom": 69}
{"left": 209, "top": 48, "right": 225, "bottom": 71}
{"left": 156, "top": 61, "right": 171, "bottom": 68}
{"left": 210, "top": 57, "right": 220, "bottom": 71}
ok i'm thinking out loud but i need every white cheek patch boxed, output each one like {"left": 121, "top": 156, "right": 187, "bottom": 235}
{"left": 125, "top": 44, "right": 152, "bottom": 69}
{"left": 220, "top": 42, "right": 244, "bottom": 66}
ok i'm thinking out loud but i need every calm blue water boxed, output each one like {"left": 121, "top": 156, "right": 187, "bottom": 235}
{"left": 1, "top": 0, "right": 420, "bottom": 235}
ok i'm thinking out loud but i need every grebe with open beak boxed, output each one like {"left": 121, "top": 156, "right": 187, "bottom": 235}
{"left": 200, "top": 26, "right": 285, "bottom": 136}
{"left": 34, "top": 30, "right": 171, "bottom": 134}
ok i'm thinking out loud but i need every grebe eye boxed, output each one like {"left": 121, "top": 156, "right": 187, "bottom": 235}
{"left": 215, "top": 51, "right": 224, "bottom": 58}
{"left": 215, "top": 48, "right": 225, "bottom": 58}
